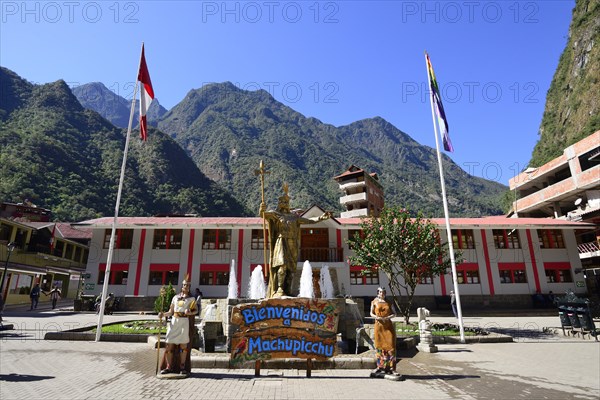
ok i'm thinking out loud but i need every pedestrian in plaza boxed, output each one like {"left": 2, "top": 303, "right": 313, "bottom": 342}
{"left": 194, "top": 288, "right": 202, "bottom": 317}
{"left": 47, "top": 284, "right": 62, "bottom": 309}
{"left": 158, "top": 275, "right": 197, "bottom": 377}
{"left": 29, "top": 283, "right": 41, "bottom": 310}
{"left": 450, "top": 290, "right": 458, "bottom": 318}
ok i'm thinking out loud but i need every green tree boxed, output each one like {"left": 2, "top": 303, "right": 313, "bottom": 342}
{"left": 154, "top": 283, "right": 176, "bottom": 313}
{"left": 348, "top": 206, "right": 461, "bottom": 323}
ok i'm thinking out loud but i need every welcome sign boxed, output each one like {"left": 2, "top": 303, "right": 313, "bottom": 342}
{"left": 230, "top": 298, "right": 340, "bottom": 365}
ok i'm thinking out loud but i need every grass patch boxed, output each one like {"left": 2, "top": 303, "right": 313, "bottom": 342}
{"left": 91, "top": 320, "right": 163, "bottom": 334}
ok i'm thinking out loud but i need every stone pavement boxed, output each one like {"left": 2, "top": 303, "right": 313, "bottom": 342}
{"left": 0, "top": 307, "right": 599, "bottom": 400}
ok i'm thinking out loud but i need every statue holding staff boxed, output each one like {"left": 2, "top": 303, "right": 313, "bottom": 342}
{"left": 262, "top": 183, "right": 331, "bottom": 298}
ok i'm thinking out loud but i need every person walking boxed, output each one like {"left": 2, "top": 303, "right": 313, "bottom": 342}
{"left": 194, "top": 288, "right": 202, "bottom": 317}
{"left": 47, "top": 284, "right": 62, "bottom": 309}
{"left": 450, "top": 291, "right": 458, "bottom": 318}
{"left": 29, "top": 283, "right": 41, "bottom": 310}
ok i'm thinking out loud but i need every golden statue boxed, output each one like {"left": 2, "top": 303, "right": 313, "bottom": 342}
{"left": 262, "top": 183, "right": 331, "bottom": 298}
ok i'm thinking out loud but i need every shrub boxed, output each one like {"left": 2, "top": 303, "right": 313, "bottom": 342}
{"left": 153, "top": 283, "right": 176, "bottom": 313}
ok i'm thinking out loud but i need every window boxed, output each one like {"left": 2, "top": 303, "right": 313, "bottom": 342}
{"left": 465, "top": 271, "right": 480, "bottom": 284}
{"left": 8, "top": 273, "right": 32, "bottom": 294}
{"left": 65, "top": 243, "right": 74, "bottom": 260}
{"left": 0, "top": 222, "right": 12, "bottom": 242}
{"left": 544, "top": 262, "right": 572, "bottom": 283}
{"left": 251, "top": 229, "right": 268, "bottom": 250}
{"left": 451, "top": 229, "right": 475, "bottom": 249}
{"left": 74, "top": 246, "right": 82, "bottom": 262}
{"left": 349, "top": 266, "right": 379, "bottom": 285}
{"left": 148, "top": 264, "right": 179, "bottom": 285}
{"left": 152, "top": 229, "right": 183, "bottom": 249}
{"left": 200, "top": 264, "right": 229, "bottom": 286}
{"left": 103, "top": 229, "right": 133, "bottom": 249}
{"left": 53, "top": 240, "right": 65, "bottom": 257}
{"left": 98, "top": 264, "right": 129, "bottom": 285}
{"left": 200, "top": 271, "right": 214, "bottom": 285}
{"left": 457, "top": 263, "right": 479, "bottom": 284}
{"left": 202, "top": 229, "right": 231, "bottom": 250}
{"left": 537, "top": 230, "right": 565, "bottom": 249}
{"left": 498, "top": 263, "right": 528, "bottom": 283}
{"left": 492, "top": 229, "right": 520, "bottom": 249}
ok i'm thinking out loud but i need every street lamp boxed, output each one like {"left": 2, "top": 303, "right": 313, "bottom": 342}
{"left": 0, "top": 242, "right": 16, "bottom": 308}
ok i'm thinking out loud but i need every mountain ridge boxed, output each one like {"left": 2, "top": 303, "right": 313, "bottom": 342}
{"left": 0, "top": 67, "right": 249, "bottom": 221}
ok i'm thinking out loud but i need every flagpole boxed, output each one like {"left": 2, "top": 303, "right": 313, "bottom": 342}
{"left": 425, "top": 52, "right": 465, "bottom": 343}
{"left": 95, "top": 43, "right": 144, "bottom": 342}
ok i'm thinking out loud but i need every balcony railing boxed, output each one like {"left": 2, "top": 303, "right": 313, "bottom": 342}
{"left": 578, "top": 241, "right": 600, "bottom": 254}
{"left": 340, "top": 192, "right": 367, "bottom": 205}
{"left": 340, "top": 209, "right": 369, "bottom": 218}
{"left": 300, "top": 247, "right": 344, "bottom": 263}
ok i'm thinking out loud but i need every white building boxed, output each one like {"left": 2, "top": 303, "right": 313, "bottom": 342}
{"left": 75, "top": 208, "right": 592, "bottom": 308}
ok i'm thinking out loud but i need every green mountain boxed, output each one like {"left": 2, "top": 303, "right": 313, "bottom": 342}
{"left": 157, "top": 83, "right": 507, "bottom": 217}
{"left": 72, "top": 82, "right": 167, "bottom": 128}
{"left": 530, "top": 0, "right": 600, "bottom": 167}
{"left": 0, "top": 67, "right": 248, "bottom": 221}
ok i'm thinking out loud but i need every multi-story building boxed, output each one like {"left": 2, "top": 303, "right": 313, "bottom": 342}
{"left": 75, "top": 209, "right": 592, "bottom": 308}
{"left": 0, "top": 214, "right": 90, "bottom": 306}
{"left": 509, "top": 131, "right": 600, "bottom": 298}
{"left": 334, "top": 165, "right": 384, "bottom": 218}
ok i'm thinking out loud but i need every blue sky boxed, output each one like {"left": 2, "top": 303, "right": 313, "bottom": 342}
{"left": 1, "top": 1, "right": 574, "bottom": 186}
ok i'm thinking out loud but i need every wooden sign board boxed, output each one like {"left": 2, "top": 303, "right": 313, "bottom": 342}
{"left": 230, "top": 298, "right": 340, "bottom": 364}
{"left": 231, "top": 298, "right": 339, "bottom": 333}
{"left": 230, "top": 327, "right": 337, "bottom": 365}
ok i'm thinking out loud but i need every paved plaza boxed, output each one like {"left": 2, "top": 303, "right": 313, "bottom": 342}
{"left": 1, "top": 303, "right": 598, "bottom": 400}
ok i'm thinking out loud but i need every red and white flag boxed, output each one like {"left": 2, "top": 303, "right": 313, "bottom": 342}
{"left": 49, "top": 224, "right": 56, "bottom": 253}
{"left": 138, "top": 45, "right": 154, "bottom": 141}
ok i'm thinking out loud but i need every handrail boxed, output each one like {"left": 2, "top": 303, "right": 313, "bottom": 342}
{"left": 578, "top": 241, "right": 600, "bottom": 254}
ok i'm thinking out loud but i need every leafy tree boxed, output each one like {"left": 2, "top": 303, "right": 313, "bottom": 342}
{"left": 154, "top": 283, "right": 176, "bottom": 313}
{"left": 347, "top": 206, "right": 461, "bottom": 323}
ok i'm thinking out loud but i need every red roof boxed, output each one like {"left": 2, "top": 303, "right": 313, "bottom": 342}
{"left": 74, "top": 215, "right": 593, "bottom": 229}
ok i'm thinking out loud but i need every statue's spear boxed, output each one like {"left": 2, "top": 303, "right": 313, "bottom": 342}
{"left": 254, "top": 160, "right": 270, "bottom": 281}
{"left": 156, "top": 286, "right": 166, "bottom": 375}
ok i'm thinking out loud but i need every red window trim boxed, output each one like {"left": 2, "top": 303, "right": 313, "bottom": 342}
{"left": 98, "top": 263, "right": 129, "bottom": 285}
{"left": 498, "top": 262, "right": 526, "bottom": 271}
{"left": 99, "top": 263, "right": 129, "bottom": 272}
{"left": 148, "top": 263, "right": 179, "bottom": 286}
{"left": 498, "top": 262, "right": 527, "bottom": 284}
{"left": 202, "top": 229, "right": 231, "bottom": 249}
{"left": 457, "top": 263, "right": 479, "bottom": 271}
{"left": 200, "top": 263, "right": 229, "bottom": 286}
{"left": 349, "top": 265, "right": 378, "bottom": 285}
{"left": 453, "top": 229, "right": 472, "bottom": 249}
{"left": 456, "top": 263, "right": 479, "bottom": 284}
{"left": 149, "top": 263, "right": 179, "bottom": 272}
{"left": 201, "top": 264, "right": 229, "bottom": 272}
{"left": 543, "top": 262, "right": 571, "bottom": 270}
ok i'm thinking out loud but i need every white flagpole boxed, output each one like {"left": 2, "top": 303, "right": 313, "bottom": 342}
{"left": 425, "top": 52, "right": 465, "bottom": 343}
{"left": 95, "top": 43, "right": 144, "bottom": 342}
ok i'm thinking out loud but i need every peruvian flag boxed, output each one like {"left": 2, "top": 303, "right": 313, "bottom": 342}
{"left": 49, "top": 224, "right": 56, "bottom": 253}
{"left": 138, "top": 44, "right": 154, "bottom": 141}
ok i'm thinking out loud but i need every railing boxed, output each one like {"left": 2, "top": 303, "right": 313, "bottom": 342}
{"left": 578, "top": 241, "right": 600, "bottom": 254}
{"left": 300, "top": 247, "right": 343, "bottom": 263}
{"left": 339, "top": 192, "right": 367, "bottom": 205}
{"left": 340, "top": 209, "right": 369, "bottom": 218}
